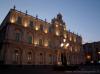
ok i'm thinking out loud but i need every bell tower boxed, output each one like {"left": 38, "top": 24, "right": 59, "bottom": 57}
{"left": 51, "top": 13, "right": 67, "bottom": 36}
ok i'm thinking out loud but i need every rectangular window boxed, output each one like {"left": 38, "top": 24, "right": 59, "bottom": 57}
{"left": 40, "top": 25, "right": 43, "bottom": 31}
{"left": 29, "top": 21, "right": 34, "bottom": 28}
{"left": 39, "top": 39, "right": 43, "bottom": 46}
{"left": 17, "top": 16, "right": 22, "bottom": 25}
{"left": 28, "top": 36, "right": 32, "bottom": 44}
{"left": 15, "top": 33, "right": 20, "bottom": 42}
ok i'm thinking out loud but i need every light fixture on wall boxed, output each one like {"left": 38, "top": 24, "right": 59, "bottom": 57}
{"left": 44, "top": 29, "right": 48, "bottom": 33}
{"left": 87, "top": 55, "right": 91, "bottom": 59}
{"left": 63, "top": 39, "right": 66, "bottom": 42}
{"left": 35, "top": 26, "right": 39, "bottom": 30}
{"left": 56, "top": 24, "right": 58, "bottom": 27}
{"left": 24, "top": 22, "right": 28, "bottom": 27}
{"left": 60, "top": 43, "right": 64, "bottom": 47}
{"left": 98, "top": 51, "right": 100, "bottom": 54}
{"left": 10, "top": 17, "right": 15, "bottom": 23}
{"left": 56, "top": 31, "right": 60, "bottom": 36}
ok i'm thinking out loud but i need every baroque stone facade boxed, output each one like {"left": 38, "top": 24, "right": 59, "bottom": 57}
{"left": 0, "top": 8, "right": 84, "bottom": 65}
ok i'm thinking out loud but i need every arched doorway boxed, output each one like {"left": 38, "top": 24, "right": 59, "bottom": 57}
{"left": 39, "top": 53, "right": 43, "bottom": 64}
{"left": 13, "top": 49, "right": 21, "bottom": 64}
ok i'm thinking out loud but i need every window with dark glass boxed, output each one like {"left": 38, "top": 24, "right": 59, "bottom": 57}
{"left": 39, "top": 39, "right": 42, "bottom": 46}
{"left": 17, "top": 16, "right": 22, "bottom": 25}
{"left": 40, "top": 25, "right": 43, "bottom": 31}
{"left": 29, "top": 21, "right": 34, "bottom": 28}
{"left": 15, "top": 33, "right": 20, "bottom": 42}
{"left": 28, "top": 36, "right": 32, "bottom": 44}
{"left": 49, "top": 54, "right": 52, "bottom": 64}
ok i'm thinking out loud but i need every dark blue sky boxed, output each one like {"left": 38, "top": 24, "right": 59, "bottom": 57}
{"left": 0, "top": 0, "right": 100, "bottom": 43}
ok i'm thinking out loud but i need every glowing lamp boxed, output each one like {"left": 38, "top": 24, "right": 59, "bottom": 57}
{"left": 56, "top": 25, "right": 58, "bottom": 27}
{"left": 65, "top": 43, "right": 69, "bottom": 47}
{"left": 35, "top": 26, "right": 39, "bottom": 30}
{"left": 34, "top": 40, "right": 38, "bottom": 46}
{"left": 44, "top": 43, "right": 48, "bottom": 47}
{"left": 63, "top": 39, "right": 66, "bottom": 42}
{"left": 58, "top": 62, "right": 62, "bottom": 65}
{"left": 70, "top": 37, "right": 72, "bottom": 41}
{"left": 64, "top": 28, "right": 66, "bottom": 30}
{"left": 10, "top": 18, "right": 15, "bottom": 23}
{"left": 87, "top": 55, "right": 91, "bottom": 59}
{"left": 44, "top": 29, "right": 48, "bottom": 33}
{"left": 60, "top": 43, "right": 64, "bottom": 47}
{"left": 64, "top": 34, "right": 67, "bottom": 38}
{"left": 24, "top": 22, "right": 28, "bottom": 27}
{"left": 56, "top": 31, "right": 59, "bottom": 36}
{"left": 98, "top": 51, "right": 100, "bottom": 54}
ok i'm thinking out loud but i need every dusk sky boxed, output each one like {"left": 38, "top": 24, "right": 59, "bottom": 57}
{"left": 0, "top": 0, "right": 100, "bottom": 43}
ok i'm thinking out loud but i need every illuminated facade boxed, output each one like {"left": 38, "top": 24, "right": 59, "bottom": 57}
{"left": 0, "top": 7, "right": 84, "bottom": 65}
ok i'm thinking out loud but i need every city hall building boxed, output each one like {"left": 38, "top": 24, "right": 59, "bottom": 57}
{"left": 0, "top": 7, "right": 84, "bottom": 65}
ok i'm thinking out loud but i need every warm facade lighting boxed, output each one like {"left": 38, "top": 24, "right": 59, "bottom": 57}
{"left": 98, "top": 51, "right": 100, "bottom": 54}
{"left": 74, "top": 37, "right": 76, "bottom": 42}
{"left": 24, "top": 22, "right": 28, "bottom": 27}
{"left": 56, "top": 31, "right": 60, "bottom": 36}
{"left": 60, "top": 43, "right": 64, "bottom": 47}
{"left": 63, "top": 39, "right": 66, "bottom": 42}
{"left": 64, "top": 27, "right": 66, "bottom": 30}
{"left": 44, "top": 43, "right": 48, "bottom": 47}
{"left": 57, "top": 61, "right": 62, "bottom": 65}
{"left": 35, "top": 26, "right": 39, "bottom": 31}
{"left": 87, "top": 55, "right": 91, "bottom": 59}
{"left": 64, "top": 34, "right": 67, "bottom": 38}
{"left": 70, "top": 37, "right": 72, "bottom": 41}
{"left": 70, "top": 46, "right": 72, "bottom": 52}
{"left": 34, "top": 40, "right": 38, "bottom": 46}
{"left": 65, "top": 43, "right": 69, "bottom": 48}
{"left": 10, "top": 17, "right": 15, "bottom": 23}
{"left": 60, "top": 24, "right": 62, "bottom": 25}
{"left": 44, "top": 29, "right": 48, "bottom": 33}
{"left": 56, "top": 24, "right": 58, "bottom": 27}
{"left": 44, "top": 40, "right": 48, "bottom": 47}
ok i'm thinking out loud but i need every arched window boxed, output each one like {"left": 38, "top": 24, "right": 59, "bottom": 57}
{"left": 39, "top": 53, "right": 43, "bottom": 64}
{"left": 28, "top": 36, "right": 32, "bottom": 44}
{"left": 44, "top": 39, "right": 49, "bottom": 47}
{"left": 27, "top": 52, "right": 32, "bottom": 64}
{"left": 17, "top": 16, "right": 22, "bottom": 25}
{"left": 29, "top": 21, "right": 34, "bottom": 28}
{"left": 13, "top": 49, "right": 21, "bottom": 64}
{"left": 27, "top": 33, "right": 33, "bottom": 44}
{"left": 15, "top": 32, "right": 20, "bottom": 42}
{"left": 15, "top": 30, "right": 22, "bottom": 42}
{"left": 49, "top": 54, "right": 52, "bottom": 64}
{"left": 40, "top": 24, "right": 43, "bottom": 31}
{"left": 39, "top": 39, "right": 43, "bottom": 46}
